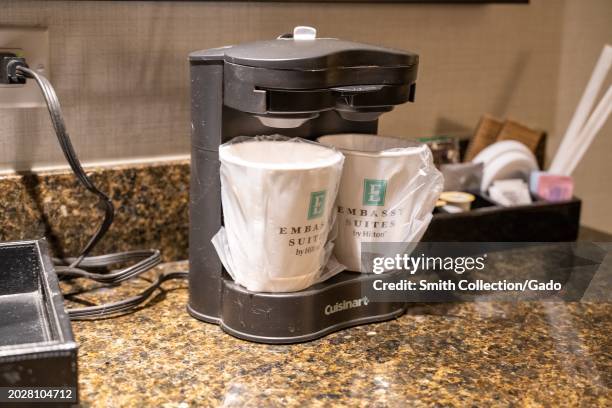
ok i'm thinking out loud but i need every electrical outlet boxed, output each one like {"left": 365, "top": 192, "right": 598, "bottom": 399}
{"left": 0, "top": 27, "right": 49, "bottom": 108}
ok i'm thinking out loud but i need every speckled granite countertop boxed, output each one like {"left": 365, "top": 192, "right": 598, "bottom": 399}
{"left": 4, "top": 163, "right": 609, "bottom": 406}
{"left": 64, "top": 261, "right": 611, "bottom": 407}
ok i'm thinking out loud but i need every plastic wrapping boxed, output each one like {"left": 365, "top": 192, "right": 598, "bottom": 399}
{"left": 211, "top": 135, "right": 345, "bottom": 292}
{"left": 317, "top": 134, "right": 444, "bottom": 272}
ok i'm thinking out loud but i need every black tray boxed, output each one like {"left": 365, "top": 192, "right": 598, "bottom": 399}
{"left": 424, "top": 194, "right": 581, "bottom": 242}
{"left": 0, "top": 239, "right": 78, "bottom": 406}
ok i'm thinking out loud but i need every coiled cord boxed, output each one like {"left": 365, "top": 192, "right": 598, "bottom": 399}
{"left": 17, "top": 65, "right": 186, "bottom": 319}
{"left": 67, "top": 271, "right": 188, "bottom": 320}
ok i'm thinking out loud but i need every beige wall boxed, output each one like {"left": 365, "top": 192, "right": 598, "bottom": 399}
{"left": 0, "top": 0, "right": 610, "bottom": 231}
{"left": 551, "top": 0, "right": 612, "bottom": 232}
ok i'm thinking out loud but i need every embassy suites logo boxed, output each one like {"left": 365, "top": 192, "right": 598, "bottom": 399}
{"left": 324, "top": 296, "right": 370, "bottom": 315}
{"left": 363, "top": 179, "right": 387, "bottom": 206}
{"left": 277, "top": 189, "right": 328, "bottom": 255}
{"left": 308, "top": 190, "right": 327, "bottom": 220}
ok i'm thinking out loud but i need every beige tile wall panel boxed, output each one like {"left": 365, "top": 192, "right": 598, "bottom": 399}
{"left": 1, "top": 0, "right": 563, "bottom": 171}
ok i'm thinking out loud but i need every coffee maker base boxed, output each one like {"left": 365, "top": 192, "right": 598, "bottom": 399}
{"left": 187, "top": 270, "right": 408, "bottom": 344}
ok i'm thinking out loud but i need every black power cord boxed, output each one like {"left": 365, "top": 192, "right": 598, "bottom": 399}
{"left": 15, "top": 65, "right": 187, "bottom": 319}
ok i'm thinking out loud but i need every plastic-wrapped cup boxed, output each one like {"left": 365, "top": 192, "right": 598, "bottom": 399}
{"left": 317, "top": 134, "right": 443, "bottom": 272}
{"left": 211, "top": 136, "right": 345, "bottom": 292}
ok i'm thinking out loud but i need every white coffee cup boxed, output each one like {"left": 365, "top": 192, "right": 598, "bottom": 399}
{"left": 211, "top": 136, "right": 345, "bottom": 292}
{"left": 317, "top": 134, "right": 443, "bottom": 272}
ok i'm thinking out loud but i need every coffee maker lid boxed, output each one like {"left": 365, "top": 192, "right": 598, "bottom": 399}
{"left": 191, "top": 26, "right": 418, "bottom": 71}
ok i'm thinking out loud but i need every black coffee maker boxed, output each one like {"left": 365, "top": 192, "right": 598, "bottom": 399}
{"left": 188, "top": 27, "right": 419, "bottom": 343}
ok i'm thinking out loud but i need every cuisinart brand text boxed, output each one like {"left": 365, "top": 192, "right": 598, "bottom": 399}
{"left": 324, "top": 296, "right": 370, "bottom": 315}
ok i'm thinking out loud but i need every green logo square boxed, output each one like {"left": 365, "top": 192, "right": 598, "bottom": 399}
{"left": 308, "top": 190, "right": 327, "bottom": 220}
{"left": 363, "top": 179, "right": 387, "bottom": 206}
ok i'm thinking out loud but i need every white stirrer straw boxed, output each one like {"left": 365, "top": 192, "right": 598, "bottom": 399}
{"left": 549, "top": 45, "right": 612, "bottom": 175}
{"left": 564, "top": 85, "right": 612, "bottom": 175}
